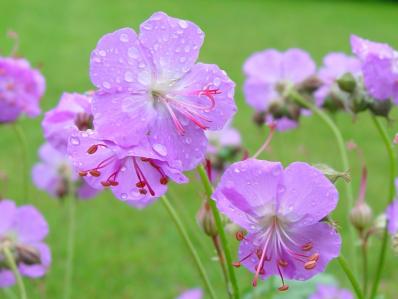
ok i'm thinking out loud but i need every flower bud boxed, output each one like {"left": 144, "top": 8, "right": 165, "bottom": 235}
{"left": 196, "top": 201, "right": 218, "bottom": 237}
{"left": 252, "top": 111, "right": 266, "bottom": 126}
{"left": 16, "top": 244, "right": 41, "bottom": 265}
{"left": 337, "top": 73, "right": 356, "bottom": 93}
{"left": 313, "top": 164, "right": 351, "bottom": 184}
{"left": 369, "top": 99, "right": 392, "bottom": 117}
{"left": 350, "top": 202, "right": 373, "bottom": 231}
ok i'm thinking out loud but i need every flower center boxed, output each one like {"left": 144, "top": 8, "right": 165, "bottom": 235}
{"left": 74, "top": 112, "right": 93, "bottom": 131}
{"left": 233, "top": 216, "right": 320, "bottom": 292}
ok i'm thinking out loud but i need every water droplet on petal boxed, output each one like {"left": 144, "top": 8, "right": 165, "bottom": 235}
{"left": 124, "top": 71, "right": 134, "bottom": 82}
{"left": 153, "top": 143, "right": 167, "bottom": 156}
{"left": 213, "top": 77, "right": 221, "bottom": 87}
{"left": 234, "top": 168, "right": 240, "bottom": 173}
{"left": 128, "top": 47, "right": 139, "bottom": 59}
{"left": 120, "top": 33, "right": 129, "bottom": 42}
{"left": 98, "top": 50, "right": 106, "bottom": 57}
{"left": 121, "top": 193, "right": 128, "bottom": 200}
{"left": 70, "top": 137, "right": 80, "bottom": 146}
{"left": 178, "top": 20, "right": 188, "bottom": 29}
{"left": 103, "top": 81, "right": 111, "bottom": 89}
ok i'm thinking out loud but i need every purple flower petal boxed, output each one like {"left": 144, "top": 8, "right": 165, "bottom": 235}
{"left": 139, "top": 12, "right": 204, "bottom": 82}
{"left": 0, "top": 200, "right": 17, "bottom": 235}
{"left": 19, "top": 242, "right": 51, "bottom": 278}
{"left": 309, "top": 284, "right": 353, "bottom": 299}
{"left": 281, "top": 48, "right": 316, "bottom": 83}
{"left": 279, "top": 162, "right": 338, "bottom": 226}
{"left": 11, "top": 206, "right": 49, "bottom": 243}
{"left": 386, "top": 199, "right": 398, "bottom": 235}
{"left": 0, "top": 270, "right": 15, "bottom": 288}
{"left": 176, "top": 288, "right": 203, "bottom": 299}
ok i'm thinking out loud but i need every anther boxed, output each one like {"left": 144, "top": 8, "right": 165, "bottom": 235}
{"left": 79, "top": 171, "right": 88, "bottom": 177}
{"left": 160, "top": 177, "right": 168, "bottom": 185}
{"left": 235, "top": 231, "right": 245, "bottom": 241}
{"left": 87, "top": 145, "right": 98, "bottom": 154}
{"left": 309, "top": 253, "right": 320, "bottom": 262}
{"left": 278, "top": 285, "right": 289, "bottom": 292}
{"left": 301, "top": 242, "right": 313, "bottom": 251}
{"left": 232, "top": 262, "right": 241, "bottom": 268}
{"left": 101, "top": 181, "right": 111, "bottom": 187}
{"left": 139, "top": 189, "right": 147, "bottom": 195}
{"left": 110, "top": 181, "right": 119, "bottom": 186}
{"left": 278, "top": 259, "right": 288, "bottom": 267}
{"left": 136, "top": 182, "right": 146, "bottom": 188}
{"left": 304, "top": 260, "right": 317, "bottom": 270}
{"left": 89, "top": 170, "right": 101, "bottom": 177}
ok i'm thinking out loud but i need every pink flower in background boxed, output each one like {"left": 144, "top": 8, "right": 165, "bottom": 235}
{"left": 385, "top": 178, "right": 398, "bottom": 235}
{"left": 213, "top": 159, "right": 341, "bottom": 290}
{"left": 67, "top": 130, "right": 188, "bottom": 208}
{"left": 176, "top": 288, "right": 202, "bottom": 299}
{"left": 0, "top": 57, "right": 45, "bottom": 123}
{"left": 315, "top": 52, "right": 361, "bottom": 106}
{"left": 243, "top": 49, "right": 315, "bottom": 130}
{"left": 42, "top": 92, "right": 94, "bottom": 153}
{"left": 32, "top": 143, "right": 98, "bottom": 199}
{"left": 351, "top": 35, "right": 398, "bottom": 103}
{"left": 206, "top": 123, "right": 241, "bottom": 155}
{"left": 89, "top": 11, "right": 236, "bottom": 170}
{"left": 309, "top": 284, "right": 353, "bottom": 299}
{"left": 0, "top": 199, "right": 51, "bottom": 287}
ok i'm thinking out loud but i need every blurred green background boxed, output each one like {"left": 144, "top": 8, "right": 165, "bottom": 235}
{"left": 1, "top": 0, "right": 397, "bottom": 298}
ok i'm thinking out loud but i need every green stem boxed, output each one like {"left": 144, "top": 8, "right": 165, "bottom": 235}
{"left": 361, "top": 241, "right": 368, "bottom": 297}
{"left": 290, "top": 92, "right": 356, "bottom": 265}
{"left": 13, "top": 123, "right": 29, "bottom": 201}
{"left": 3, "top": 246, "right": 28, "bottom": 299}
{"left": 197, "top": 164, "right": 240, "bottom": 299}
{"left": 369, "top": 115, "right": 397, "bottom": 299}
{"left": 211, "top": 236, "right": 232, "bottom": 299}
{"left": 338, "top": 256, "right": 364, "bottom": 299}
{"left": 161, "top": 195, "right": 217, "bottom": 299}
{"left": 63, "top": 195, "right": 76, "bottom": 299}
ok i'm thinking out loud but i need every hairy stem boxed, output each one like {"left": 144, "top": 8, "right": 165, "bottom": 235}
{"left": 161, "top": 195, "right": 218, "bottom": 299}
{"left": 361, "top": 240, "right": 368, "bottom": 297}
{"left": 13, "top": 123, "right": 29, "bottom": 202}
{"left": 3, "top": 246, "right": 28, "bottom": 299}
{"left": 197, "top": 164, "right": 240, "bottom": 299}
{"left": 369, "top": 115, "right": 397, "bottom": 299}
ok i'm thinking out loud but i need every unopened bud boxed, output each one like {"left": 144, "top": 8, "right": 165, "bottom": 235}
{"left": 252, "top": 111, "right": 266, "bottom": 127}
{"left": 373, "top": 214, "right": 387, "bottom": 237}
{"left": 16, "top": 245, "right": 41, "bottom": 265}
{"left": 196, "top": 201, "right": 218, "bottom": 237}
{"left": 296, "top": 75, "right": 323, "bottom": 93}
{"left": 369, "top": 99, "right": 392, "bottom": 117}
{"left": 313, "top": 164, "right": 351, "bottom": 183}
{"left": 337, "top": 73, "right": 356, "bottom": 93}
{"left": 350, "top": 202, "right": 373, "bottom": 231}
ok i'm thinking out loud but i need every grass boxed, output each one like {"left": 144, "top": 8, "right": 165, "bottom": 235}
{"left": 0, "top": 0, "right": 398, "bottom": 298}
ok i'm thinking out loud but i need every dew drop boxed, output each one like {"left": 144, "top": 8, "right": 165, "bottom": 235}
{"left": 102, "top": 81, "right": 111, "bottom": 89}
{"left": 128, "top": 47, "right": 139, "bottom": 59}
{"left": 70, "top": 137, "right": 80, "bottom": 146}
{"left": 234, "top": 168, "right": 240, "bottom": 173}
{"left": 178, "top": 20, "right": 188, "bottom": 29}
{"left": 121, "top": 193, "right": 128, "bottom": 200}
{"left": 120, "top": 33, "right": 129, "bottom": 43}
{"left": 124, "top": 71, "right": 134, "bottom": 82}
{"left": 185, "top": 137, "right": 192, "bottom": 144}
{"left": 98, "top": 50, "right": 106, "bottom": 57}
{"left": 153, "top": 143, "right": 167, "bottom": 156}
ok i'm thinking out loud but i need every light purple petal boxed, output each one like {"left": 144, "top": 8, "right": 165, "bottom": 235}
{"left": 309, "top": 284, "right": 353, "bottom": 299}
{"left": 90, "top": 27, "right": 152, "bottom": 92}
{"left": 386, "top": 199, "right": 398, "bottom": 235}
{"left": 139, "top": 12, "right": 205, "bottom": 82}
{"left": 76, "top": 181, "right": 99, "bottom": 200}
{"left": 350, "top": 35, "right": 394, "bottom": 61}
{"left": 243, "top": 49, "right": 282, "bottom": 81}
{"left": 281, "top": 48, "right": 316, "bottom": 83}
{"left": 212, "top": 159, "right": 283, "bottom": 230}
{"left": 176, "top": 288, "right": 203, "bottom": 299}
{"left": 279, "top": 162, "right": 338, "bottom": 226}
{"left": 92, "top": 92, "right": 156, "bottom": 147}
{"left": 11, "top": 206, "right": 49, "bottom": 243}
{"left": 174, "top": 63, "right": 236, "bottom": 130}
{"left": 149, "top": 113, "right": 208, "bottom": 171}
{"left": 31, "top": 163, "right": 60, "bottom": 196}
{"left": 265, "top": 115, "right": 298, "bottom": 131}
{"left": 0, "top": 200, "right": 17, "bottom": 235}
{"left": 0, "top": 270, "right": 15, "bottom": 288}
{"left": 243, "top": 77, "right": 277, "bottom": 111}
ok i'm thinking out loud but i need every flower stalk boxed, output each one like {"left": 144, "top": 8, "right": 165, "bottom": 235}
{"left": 3, "top": 246, "right": 28, "bottom": 299}
{"left": 369, "top": 115, "right": 397, "bottom": 299}
{"left": 64, "top": 193, "right": 77, "bottom": 299}
{"left": 161, "top": 195, "right": 218, "bottom": 299}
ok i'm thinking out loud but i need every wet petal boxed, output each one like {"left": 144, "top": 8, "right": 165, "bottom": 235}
{"left": 281, "top": 49, "right": 316, "bottom": 83}
{"left": 0, "top": 200, "right": 17, "bottom": 235}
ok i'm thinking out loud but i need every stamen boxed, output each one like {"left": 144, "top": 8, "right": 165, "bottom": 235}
{"left": 309, "top": 253, "right": 320, "bottom": 262}
{"left": 89, "top": 170, "right": 100, "bottom": 177}
{"left": 235, "top": 231, "right": 245, "bottom": 241}
{"left": 79, "top": 171, "right": 87, "bottom": 177}
{"left": 133, "top": 158, "right": 155, "bottom": 196}
{"left": 278, "top": 259, "right": 288, "bottom": 267}
{"left": 304, "top": 260, "right": 317, "bottom": 270}
{"left": 278, "top": 285, "right": 289, "bottom": 292}
{"left": 301, "top": 242, "right": 313, "bottom": 251}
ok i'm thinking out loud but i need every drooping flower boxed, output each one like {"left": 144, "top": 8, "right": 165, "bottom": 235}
{"left": 351, "top": 35, "right": 398, "bottom": 104}
{"left": 0, "top": 199, "right": 51, "bottom": 287}
{"left": 32, "top": 142, "right": 98, "bottom": 199}
{"left": 67, "top": 130, "right": 188, "bottom": 208}
{"left": 0, "top": 57, "right": 45, "bottom": 123}
{"left": 243, "top": 49, "right": 316, "bottom": 131}
{"left": 309, "top": 284, "right": 353, "bottom": 299}
{"left": 42, "top": 92, "right": 94, "bottom": 153}
{"left": 212, "top": 159, "right": 341, "bottom": 290}
{"left": 315, "top": 52, "right": 362, "bottom": 107}
{"left": 176, "top": 288, "right": 202, "bottom": 299}
{"left": 89, "top": 11, "right": 236, "bottom": 170}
